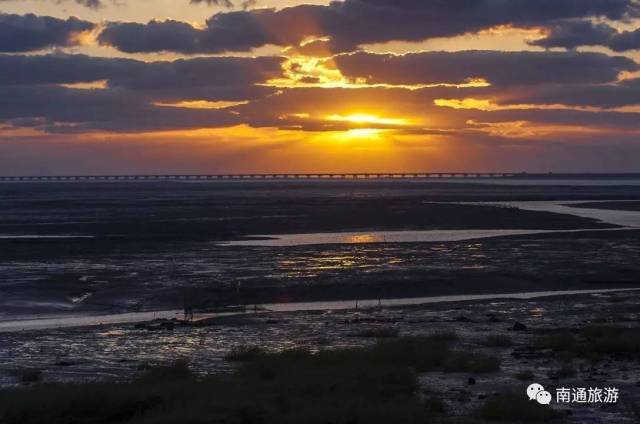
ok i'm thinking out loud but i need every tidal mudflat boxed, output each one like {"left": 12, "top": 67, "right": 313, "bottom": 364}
{"left": 1, "top": 179, "right": 640, "bottom": 422}
{"left": 2, "top": 180, "right": 640, "bottom": 318}
{"left": 220, "top": 199, "right": 640, "bottom": 246}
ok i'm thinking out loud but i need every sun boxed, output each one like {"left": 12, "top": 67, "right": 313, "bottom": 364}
{"left": 324, "top": 113, "right": 410, "bottom": 140}
{"left": 344, "top": 128, "right": 384, "bottom": 137}
{"left": 321, "top": 112, "right": 410, "bottom": 141}
{"left": 321, "top": 128, "right": 390, "bottom": 147}
{"left": 326, "top": 114, "right": 409, "bottom": 127}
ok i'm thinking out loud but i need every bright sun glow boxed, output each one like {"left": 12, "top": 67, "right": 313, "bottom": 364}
{"left": 325, "top": 127, "right": 390, "bottom": 144}
{"left": 343, "top": 128, "right": 385, "bottom": 137}
{"left": 326, "top": 114, "right": 409, "bottom": 126}
{"left": 322, "top": 113, "right": 410, "bottom": 141}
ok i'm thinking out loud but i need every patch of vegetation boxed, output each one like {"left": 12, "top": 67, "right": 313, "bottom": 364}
{"left": 475, "top": 392, "right": 563, "bottom": 422}
{"left": 429, "top": 331, "right": 460, "bottom": 342}
{"left": 443, "top": 351, "right": 501, "bottom": 373}
{"left": 15, "top": 368, "right": 42, "bottom": 384}
{"left": 581, "top": 325, "right": 640, "bottom": 355}
{"left": 482, "top": 335, "right": 512, "bottom": 348}
{"left": 368, "top": 334, "right": 498, "bottom": 373}
{"left": 0, "top": 335, "right": 496, "bottom": 424}
{"left": 536, "top": 325, "right": 640, "bottom": 360}
{"left": 424, "top": 397, "right": 446, "bottom": 414}
{"left": 536, "top": 331, "right": 578, "bottom": 352}
{"left": 224, "top": 345, "right": 267, "bottom": 362}
{"left": 135, "top": 360, "right": 192, "bottom": 383}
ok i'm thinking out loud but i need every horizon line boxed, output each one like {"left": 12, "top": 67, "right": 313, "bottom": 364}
{"left": 2, "top": 172, "right": 640, "bottom": 182}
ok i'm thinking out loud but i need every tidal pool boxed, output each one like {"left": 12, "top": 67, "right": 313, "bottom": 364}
{"left": 221, "top": 200, "right": 640, "bottom": 247}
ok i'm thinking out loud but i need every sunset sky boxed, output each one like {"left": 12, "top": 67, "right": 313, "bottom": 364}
{"left": 1, "top": 0, "right": 640, "bottom": 174}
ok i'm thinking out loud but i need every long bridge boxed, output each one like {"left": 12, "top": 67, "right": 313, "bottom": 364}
{"left": 0, "top": 173, "right": 522, "bottom": 182}
{"left": 0, "top": 173, "right": 637, "bottom": 182}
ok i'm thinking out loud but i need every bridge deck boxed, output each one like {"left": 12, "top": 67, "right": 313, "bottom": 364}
{"left": 0, "top": 173, "right": 520, "bottom": 182}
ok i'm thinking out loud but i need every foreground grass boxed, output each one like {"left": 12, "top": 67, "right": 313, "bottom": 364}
{"left": 536, "top": 325, "right": 640, "bottom": 360}
{"left": 475, "top": 392, "right": 562, "bottom": 422}
{"left": 0, "top": 335, "right": 501, "bottom": 424}
{"left": 224, "top": 345, "right": 266, "bottom": 362}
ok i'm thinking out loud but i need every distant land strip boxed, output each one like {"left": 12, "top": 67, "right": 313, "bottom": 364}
{"left": 1, "top": 173, "right": 640, "bottom": 182}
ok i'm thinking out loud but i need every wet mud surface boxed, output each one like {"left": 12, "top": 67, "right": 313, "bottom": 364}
{"left": 1, "top": 181, "right": 640, "bottom": 317}
{"left": 1, "top": 292, "right": 640, "bottom": 423}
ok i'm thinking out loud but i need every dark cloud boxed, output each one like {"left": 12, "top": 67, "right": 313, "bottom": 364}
{"left": 325, "top": 0, "right": 638, "bottom": 48}
{"left": 98, "top": 6, "right": 329, "bottom": 53}
{"left": 98, "top": 0, "right": 640, "bottom": 53}
{"left": 98, "top": 19, "right": 202, "bottom": 54}
{"left": 621, "top": 77, "right": 640, "bottom": 87}
{"left": 528, "top": 19, "right": 640, "bottom": 52}
{"left": 75, "top": 0, "right": 102, "bottom": 8}
{"left": 334, "top": 51, "right": 638, "bottom": 86}
{"left": 0, "top": 54, "right": 139, "bottom": 86}
{"left": 0, "top": 13, "right": 94, "bottom": 52}
{"left": 0, "top": 53, "right": 283, "bottom": 133}
{"left": 109, "top": 55, "right": 283, "bottom": 101}
{"left": 496, "top": 83, "right": 640, "bottom": 109}
{"left": 350, "top": 0, "right": 638, "bottom": 22}
{"left": 609, "top": 28, "right": 640, "bottom": 51}
{"left": 189, "top": 0, "right": 257, "bottom": 9}
{"left": 468, "top": 107, "right": 640, "bottom": 130}
{"left": 0, "top": 53, "right": 284, "bottom": 100}
{"left": 109, "top": 55, "right": 284, "bottom": 90}
{"left": 0, "top": 85, "right": 241, "bottom": 133}
{"left": 529, "top": 20, "right": 618, "bottom": 49}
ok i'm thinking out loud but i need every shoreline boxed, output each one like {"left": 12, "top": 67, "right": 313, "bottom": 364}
{"left": 2, "top": 287, "right": 640, "bottom": 333}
